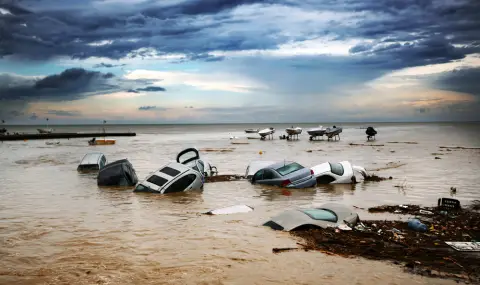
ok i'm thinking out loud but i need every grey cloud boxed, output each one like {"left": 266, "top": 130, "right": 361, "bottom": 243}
{"left": 47, "top": 110, "right": 82, "bottom": 117}
{"left": 2, "top": 0, "right": 476, "bottom": 69}
{"left": 136, "top": 86, "right": 166, "bottom": 92}
{"left": 93, "top": 62, "right": 126, "bottom": 68}
{"left": 138, "top": 106, "right": 168, "bottom": 111}
{"left": 432, "top": 67, "right": 480, "bottom": 96}
{"left": 0, "top": 68, "right": 121, "bottom": 101}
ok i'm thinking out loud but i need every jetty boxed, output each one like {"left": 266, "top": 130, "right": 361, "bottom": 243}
{"left": 0, "top": 132, "right": 136, "bottom": 141}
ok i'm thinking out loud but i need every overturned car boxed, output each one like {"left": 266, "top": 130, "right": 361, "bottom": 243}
{"left": 97, "top": 159, "right": 138, "bottom": 187}
{"left": 134, "top": 148, "right": 214, "bottom": 194}
{"left": 311, "top": 161, "right": 367, "bottom": 184}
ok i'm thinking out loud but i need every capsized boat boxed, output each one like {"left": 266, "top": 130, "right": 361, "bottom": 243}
{"left": 37, "top": 128, "right": 53, "bottom": 134}
{"left": 307, "top": 125, "right": 326, "bottom": 136}
{"left": 258, "top": 127, "right": 275, "bottom": 138}
{"left": 88, "top": 138, "right": 116, "bottom": 145}
{"left": 285, "top": 126, "right": 302, "bottom": 136}
{"left": 244, "top": 128, "right": 259, "bottom": 134}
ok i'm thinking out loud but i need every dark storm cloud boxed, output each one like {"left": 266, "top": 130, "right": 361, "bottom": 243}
{"left": 1, "top": 0, "right": 476, "bottom": 68}
{"left": 432, "top": 67, "right": 480, "bottom": 96}
{"left": 0, "top": 68, "right": 121, "bottom": 101}
{"left": 47, "top": 110, "right": 81, "bottom": 117}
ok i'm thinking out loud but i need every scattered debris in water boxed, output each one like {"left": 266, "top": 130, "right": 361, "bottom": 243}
{"left": 431, "top": 153, "right": 444, "bottom": 155}
{"left": 371, "top": 162, "right": 407, "bottom": 171}
{"left": 200, "top": 148, "right": 235, "bottom": 152}
{"left": 204, "top": 204, "right": 253, "bottom": 215}
{"left": 205, "top": 174, "right": 245, "bottom": 183}
{"left": 306, "top": 149, "right": 323, "bottom": 153}
{"left": 349, "top": 143, "right": 385, "bottom": 147}
{"left": 364, "top": 174, "right": 392, "bottom": 182}
{"left": 435, "top": 157, "right": 441, "bottom": 159}
{"left": 439, "top": 146, "right": 480, "bottom": 150}
{"left": 387, "top": 141, "right": 419, "bottom": 144}
{"left": 288, "top": 203, "right": 480, "bottom": 282}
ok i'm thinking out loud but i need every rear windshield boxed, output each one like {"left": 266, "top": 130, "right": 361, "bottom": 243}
{"left": 100, "top": 164, "right": 123, "bottom": 177}
{"left": 147, "top": 175, "right": 168, "bottom": 186}
{"left": 160, "top": 166, "right": 181, "bottom": 177}
{"left": 302, "top": 209, "right": 337, "bottom": 222}
{"left": 329, "top": 163, "right": 344, "bottom": 176}
{"left": 275, "top": 162, "right": 304, "bottom": 176}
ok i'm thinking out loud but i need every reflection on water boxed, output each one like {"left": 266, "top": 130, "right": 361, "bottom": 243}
{"left": 0, "top": 123, "right": 479, "bottom": 284}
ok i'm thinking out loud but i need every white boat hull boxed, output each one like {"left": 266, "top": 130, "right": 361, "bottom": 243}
{"left": 285, "top": 127, "right": 302, "bottom": 135}
{"left": 37, "top": 128, "right": 53, "bottom": 134}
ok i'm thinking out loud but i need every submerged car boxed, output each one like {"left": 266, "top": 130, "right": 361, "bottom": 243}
{"left": 176, "top": 147, "right": 218, "bottom": 177}
{"left": 134, "top": 162, "right": 204, "bottom": 194}
{"left": 77, "top": 152, "right": 107, "bottom": 172}
{"left": 97, "top": 159, "right": 138, "bottom": 187}
{"left": 311, "top": 161, "right": 367, "bottom": 184}
{"left": 263, "top": 203, "right": 359, "bottom": 231}
{"left": 249, "top": 161, "right": 316, "bottom": 189}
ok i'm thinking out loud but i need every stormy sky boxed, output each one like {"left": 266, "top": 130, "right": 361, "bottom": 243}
{"left": 1, "top": 0, "right": 479, "bottom": 124}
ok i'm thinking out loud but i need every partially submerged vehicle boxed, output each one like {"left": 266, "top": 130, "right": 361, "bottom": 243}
{"left": 366, "top": 126, "right": 377, "bottom": 140}
{"left": 245, "top": 160, "right": 278, "bottom": 180}
{"left": 176, "top": 147, "right": 218, "bottom": 177}
{"left": 97, "top": 159, "right": 138, "bottom": 187}
{"left": 311, "top": 161, "right": 367, "bottom": 184}
{"left": 77, "top": 152, "right": 107, "bottom": 172}
{"left": 134, "top": 162, "right": 204, "bottom": 194}
{"left": 263, "top": 203, "right": 360, "bottom": 231}
{"left": 249, "top": 161, "right": 316, "bottom": 189}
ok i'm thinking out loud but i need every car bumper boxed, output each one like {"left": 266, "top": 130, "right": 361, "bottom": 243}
{"left": 287, "top": 176, "right": 317, "bottom": 189}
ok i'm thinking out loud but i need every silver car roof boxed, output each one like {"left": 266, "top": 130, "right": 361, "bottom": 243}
{"left": 269, "top": 203, "right": 358, "bottom": 231}
{"left": 79, "top": 152, "right": 105, "bottom": 165}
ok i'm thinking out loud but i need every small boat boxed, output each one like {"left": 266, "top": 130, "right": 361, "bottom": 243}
{"left": 285, "top": 126, "right": 302, "bottom": 136}
{"left": 325, "top": 126, "right": 343, "bottom": 140}
{"left": 245, "top": 128, "right": 259, "bottom": 134}
{"left": 258, "top": 127, "right": 275, "bottom": 139}
{"left": 88, "top": 138, "right": 116, "bottom": 145}
{"left": 307, "top": 126, "right": 326, "bottom": 136}
{"left": 37, "top": 128, "right": 53, "bottom": 134}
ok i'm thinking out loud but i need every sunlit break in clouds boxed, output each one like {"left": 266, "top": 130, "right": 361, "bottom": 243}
{"left": 1, "top": 0, "right": 479, "bottom": 123}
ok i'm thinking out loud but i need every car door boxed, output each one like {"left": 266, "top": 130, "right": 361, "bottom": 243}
{"left": 260, "top": 169, "right": 277, "bottom": 186}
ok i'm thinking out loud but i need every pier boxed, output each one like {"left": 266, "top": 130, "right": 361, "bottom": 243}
{"left": 0, "top": 132, "right": 136, "bottom": 141}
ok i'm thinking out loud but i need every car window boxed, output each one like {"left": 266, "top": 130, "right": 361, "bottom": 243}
{"left": 163, "top": 174, "right": 197, "bottom": 194}
{"left": 196, "top": 160, "right": 205, "bottom": 174}
{"left": 160, "top": 166, "right": 181, "bottom": 177}
{"left": 147, "top": 175, "right": 168, "bottom": 187}
{"left": 263, "top": 169, "right": 275, "bottom": 180}
{"left": 329, "top": 163, "right": 344, "bottom": 176}
{"left": 302, "top": 209, "right": 338, "bottom": 222}
{"left": 134, "top": 184, "right": 149, "bottom": 192}
{"left": 253, "top": 170, "right": 264, "bottom": 181}
{"left": 275, "top": 162, "right": 304, "bottom": 176}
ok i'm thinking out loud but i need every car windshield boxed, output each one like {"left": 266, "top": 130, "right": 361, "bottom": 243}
{"left": 329, "top": 162, "right": 344, "bottom": 176}
{"left": 146, "top": 175, "right": 168, "bottom": 187}
{"left": 302, "top": 209, "right": 338, "bottom": 222}
{"left": 275, "top": 162, "right": 304, "bottom": 176}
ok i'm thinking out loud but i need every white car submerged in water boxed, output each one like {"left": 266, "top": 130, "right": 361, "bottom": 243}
{"left": 311, "top": 161, "right": 367, "bottom": 184}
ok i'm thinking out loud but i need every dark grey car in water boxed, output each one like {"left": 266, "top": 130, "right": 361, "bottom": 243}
{"left": 250, "top": 161, "right": 316, "bottom": 188}
{"left": 97, "top": 159, "right": 138, "bottom": 187}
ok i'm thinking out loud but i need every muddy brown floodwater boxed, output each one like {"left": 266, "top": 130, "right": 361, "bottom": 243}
{"left": 1, "top": 123, "right": 479, "bottom": 284}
